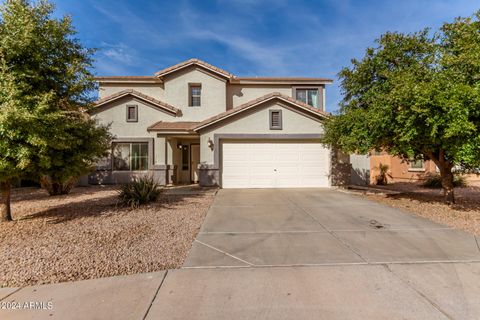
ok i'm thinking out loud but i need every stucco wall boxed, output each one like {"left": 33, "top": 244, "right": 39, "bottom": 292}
{"left": 369, "top": 153, "right": 437, "bottom": 184}
{"left": 198, "top": 101, "right": 325, "bottom": 164}
{"left": 226, "top": 84, "right": 292, "bottom": 109}
{"left": 163, "top": 67, "right": 227, "bottom": 121}
{"left": 90, "top": 96, "right": 177, "bottom": 166}
{"left": 99, "top": 83, "right": 165, "bottom": 100}
{"left": 350, "top": 154, "right": 370, "bottom": 185}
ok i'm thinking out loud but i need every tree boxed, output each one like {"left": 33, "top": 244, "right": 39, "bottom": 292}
{"left": 39, "top": 113, "right": 111, "bottom": 196}
{"left": 0, "top": 0, "right": 110, "bottom": 220}
{"left": 323, "top": 12, "right": 480, "bottom": 203}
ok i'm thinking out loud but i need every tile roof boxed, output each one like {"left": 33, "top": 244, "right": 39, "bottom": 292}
{"left": 231, "top": 77, "right": 333, "bottom": 83}
{"left": 154, "top": 58, "right": 234, "bottom": 79}
{"left": 93, "top": 89, "right": 181, "bottom": 115}
{"left": 95, "top": 76, "right": 160, "bottom": 82}
{"left": 194, "top": 92, "right": 330, "bottom": 131}
{"left": 147, "top": 121, "right": 200, "bottom": 132}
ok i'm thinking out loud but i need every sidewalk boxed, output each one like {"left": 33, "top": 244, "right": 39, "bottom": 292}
{"left": 2, "top": 262, "right": 480, "bottom": 319}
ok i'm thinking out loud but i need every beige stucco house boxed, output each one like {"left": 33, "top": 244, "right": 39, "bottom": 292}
{"left": 89, "top": 58, "right": 345, "bottom": 188}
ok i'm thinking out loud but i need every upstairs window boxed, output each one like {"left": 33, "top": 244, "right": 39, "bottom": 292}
{"left": 296, "top": 89, "right": 319, "bottom": 108}
{"left": 270, "top": 110, "right": 282, "bottom": 130}
{"left": 189, "top": 84, "right": 201, "bottom": 107}
{"left": 126, "top": 105, "right": 138, "bottom": 122}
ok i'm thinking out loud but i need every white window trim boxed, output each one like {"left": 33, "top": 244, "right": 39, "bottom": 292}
{"left": 189, "top": 84, "right": 202, "bottom": 107}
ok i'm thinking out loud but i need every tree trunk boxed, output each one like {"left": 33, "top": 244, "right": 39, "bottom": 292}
{"left": 40, "top": 175, "right": 75, "bottom": 196}
{"left": 425, "top": 150, "right": 454, "bottom": 204}
{"left": 0, "top": 180, "right": 13, "bottom": 222}
{"left": 440, "top": 168, "right": 455, "bottom": 204}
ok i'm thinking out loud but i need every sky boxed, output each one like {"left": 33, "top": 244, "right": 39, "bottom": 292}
{"left": 54, "top": 0, "right": 479, "bottom": 112}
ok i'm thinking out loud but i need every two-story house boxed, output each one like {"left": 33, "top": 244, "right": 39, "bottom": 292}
{"left": 89, "top": 58, "right": 344, "bottom": 188}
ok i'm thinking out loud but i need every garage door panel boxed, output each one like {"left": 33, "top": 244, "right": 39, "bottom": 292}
{"left": 222, "top": 142, "right": 330, "bottom": 189}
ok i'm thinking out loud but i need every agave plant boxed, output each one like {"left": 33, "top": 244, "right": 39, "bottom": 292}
{"left": 118, "top": 175, "right": 162, "bottom": 208}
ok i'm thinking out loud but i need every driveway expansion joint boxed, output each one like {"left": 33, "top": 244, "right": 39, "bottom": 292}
{"left": 279, "top": 190, "right": 369, "bottom": 264}
{"left": 142, "top": 271, "right": 168, "bottom": 320}
{"left": 475, "top": 235, "right": 480, "bottom": 253}
{"left": 195, "top": 239, "right": 254, "bottom": 266}
{"left": 383, "top": 264, "right": 455, "bottom": 320}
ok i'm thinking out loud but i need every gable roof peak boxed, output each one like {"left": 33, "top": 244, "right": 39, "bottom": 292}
{"left": 194, "top": 91, "right": 330, "bottom": 131}
{"left": 155, "top": 58, "right": 234, "bottom": 79}
{"left": 91, "top": 89, "right": 181, "bottom": 115}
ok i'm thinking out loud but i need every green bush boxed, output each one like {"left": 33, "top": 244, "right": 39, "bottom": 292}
{"left": 118, "top": 176, "right": 162, "bottom": 208}
{"left": 422, "top": 173, "right": 467, "bottom": 188}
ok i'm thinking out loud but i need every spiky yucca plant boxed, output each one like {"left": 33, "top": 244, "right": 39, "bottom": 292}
{"left": 118, "top": 176, "right": 162, "bottom": 208}
{"left": 375, "top": 163, "right": 392, "bottom": 185}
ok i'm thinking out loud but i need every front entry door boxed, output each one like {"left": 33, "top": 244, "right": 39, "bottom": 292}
{"left": 190, "top": 144, "right": 200, "bottom": 183}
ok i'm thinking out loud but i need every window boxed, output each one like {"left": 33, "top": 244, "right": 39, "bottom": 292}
{"left": 410, "top": 159, "right": 424, "bottom": 170}
{"left": 181, "top": 146, "right": 189, "bottom": 170}
{"left": 296, "top": 89, "right": 319, "bottom": 108}
{"left": 189, "top": 84, "right": 201, "bottom": 107}
{"left": 270, "top": 110, "right": 282, "bottom": 130}
{"left": 126, "top": 105, "right": 138, "bottom": 122}
{"left": 113, "top": 142, "right": 148, "bottom": 171}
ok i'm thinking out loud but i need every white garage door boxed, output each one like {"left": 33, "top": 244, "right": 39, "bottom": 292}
{"left": 222, "top": 141, "right": 330, "bottom": 188}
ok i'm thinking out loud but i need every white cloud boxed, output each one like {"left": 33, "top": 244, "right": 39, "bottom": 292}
{"left": 101, "top": 43, "right": 134, "bottom": 64}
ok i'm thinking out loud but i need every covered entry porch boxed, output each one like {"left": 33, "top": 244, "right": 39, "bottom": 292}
{"left": 149, "top": 120, "right": 201, "bottom": 185}
{"left": 160, "top": 135, "right": 200, "bottom": 185}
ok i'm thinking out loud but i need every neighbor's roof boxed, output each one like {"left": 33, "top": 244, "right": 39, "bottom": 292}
{"left": 154, "top": 58, "right": 234, "bottom": 79}
{"left": 194, "top": 92, "right": 330, "bottom": 131}
{"left": 147, "top": 121, "right": 200, "bottom": 132}
{"left": 92, "top": 89, "right": 181, "bottom": 115}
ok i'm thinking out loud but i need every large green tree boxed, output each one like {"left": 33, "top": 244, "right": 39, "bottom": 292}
{"left": 323, "top": 12, "right": 480, "bottom": 203}
{"left": 0, "top": 0, "right": 110, "bottom": 221}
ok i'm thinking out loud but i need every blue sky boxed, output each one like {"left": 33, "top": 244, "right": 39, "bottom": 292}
{"left": 54, "top": 0, "right": 478, "bottom": 112}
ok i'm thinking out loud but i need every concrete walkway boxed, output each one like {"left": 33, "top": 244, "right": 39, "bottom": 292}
{"left": 2, "top": 189, "right": 480, "bottom": 319}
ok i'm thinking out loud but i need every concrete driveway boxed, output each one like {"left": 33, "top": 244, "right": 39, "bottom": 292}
{"left": 184, "top": 189, "right": 480, "bottom": 267}
{"left": 3, "top": 189, "right": 480, "bottom": 320}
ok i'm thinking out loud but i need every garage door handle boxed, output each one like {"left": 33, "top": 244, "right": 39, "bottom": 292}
{"left": 274, "top": 169, "right": 277, "bottom": 172}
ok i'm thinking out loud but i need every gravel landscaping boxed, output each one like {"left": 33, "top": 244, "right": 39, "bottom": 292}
{"left": 0, "top": 185, "right": 216, "bottom": 287}
{"left": 355, "top": 182, "right": 480, "bottom": 235}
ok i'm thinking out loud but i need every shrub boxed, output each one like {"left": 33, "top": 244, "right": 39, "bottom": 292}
{"left": 374, "top": 163, "right": 392, "bottom": 185}
{"left": 422, "top": 173, "right": 468, "bottom": 189}
{"left": 118, "top": 176, "right": 162, "bottom": 208}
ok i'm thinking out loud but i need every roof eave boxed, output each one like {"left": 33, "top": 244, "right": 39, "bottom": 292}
{"left": 92, "top": 91, "right": 180, "bottom": 116}
{"left": 230, "top": 78, "right": 333, "bottom": 85}
{"left": 95, "top": 77, "right": 161, "bottom": 84}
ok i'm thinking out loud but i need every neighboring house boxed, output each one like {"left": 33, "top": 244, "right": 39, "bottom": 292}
{"left": 369, "top": 152, "right": 437, "bottom": 184}
{"left": 89, "top": 58, "right": 348, "bottom": 188}
{"left": 349, "top": 152, "right": 438, "bottom": 186}
{"left": 351, "top": 151, "right": 480, "bottom": 186}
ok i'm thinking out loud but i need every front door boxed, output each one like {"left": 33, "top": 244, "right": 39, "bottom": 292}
{"left": 190, "top": 144, "right": 200, "bottom": 183}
